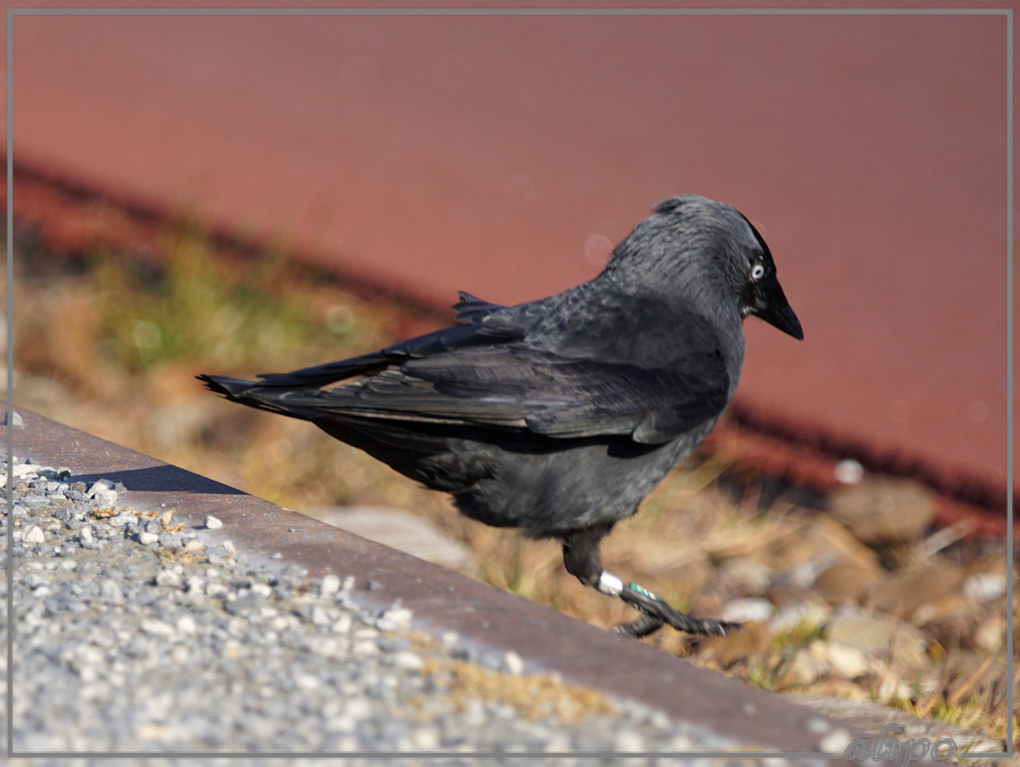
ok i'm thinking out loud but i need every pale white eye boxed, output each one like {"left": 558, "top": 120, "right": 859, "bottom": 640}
{"left": 750, "top": 264, "right": 766, "bottom": 281}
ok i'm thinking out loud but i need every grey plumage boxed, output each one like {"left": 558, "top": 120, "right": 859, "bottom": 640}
{"left": 199, "top": 194, "right": 802, "bottom": 637}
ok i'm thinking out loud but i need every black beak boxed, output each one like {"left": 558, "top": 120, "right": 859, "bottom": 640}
{"left": 755, "top": 276, "right": 803, "bottom": 340}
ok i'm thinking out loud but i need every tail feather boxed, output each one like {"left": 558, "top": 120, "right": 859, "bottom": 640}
{"left": 196, "top": 374, "right": 299, "bottom": 418}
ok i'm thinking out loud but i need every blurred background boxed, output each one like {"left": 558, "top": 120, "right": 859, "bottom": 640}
{"left": 3, "top": 2, "right": 1014, "bottom": 744}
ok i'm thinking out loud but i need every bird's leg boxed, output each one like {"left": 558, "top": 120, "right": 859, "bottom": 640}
{"left": 562, "top": 528, "right": 740, "bottom": 639}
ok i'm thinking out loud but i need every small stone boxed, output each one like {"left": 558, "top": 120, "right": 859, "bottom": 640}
{"left": 141, "top": 619, "right": 174, "bottom": 637}
{"left": 827, "top": 609, "right": 894, "bottom": 652}
{"left": 812, "top": 561, "right": 882, "bottom": 605}
{"left": 183, "top": 539, "right": 204, "bottom": 554}
{"left": 818, "top": 728, "right": 854, "bottom": 754}
{"left": 720, "top": 597, "right": 775, "bottom": 624}
{"left": 769, "top": 601, "right": 829, "bottom": 635}
{"left": 867, "top": 565, "right": 965, "bottom": 617}
{"left": 22, "top": 525, "right": 44, "bottom": 544}
{"left": 614, "top": 731, "right": 645, "bottom": 752}
{"left": 393, "top": 651, "right": 425, "bottom": 671}
{"left": 833, "top": 459, "right": 864, "bottom": 485}
{"left": 87, "top": 479, "right": 114, "bottom": 496}
{"left": 176, "top": 615, "right": 197, "bottom": 635}
{"left": 205, "top": 582, "right": 228, "bottom": 598}
{"left": 375, "top": 606, "right": 412, "bottom": 631}
{"left": 503, "top": 650, "right": 524, "bottom": 675}
{"left": 224, "top": 595, "right": 254, "bottom": 615}
{"left": 319, "top": 574, "right": 341, "bottom": 597}
{"left": 809, "top": 639, "right": 868, "bottom": 679}
{"left": 204, "top": 515, "right": 223, "bottom": 530}
{"left": 827, "top": 608, "right": 926, "bottom": 667}
{"left": 409, "top": 728, "right": 439, "bottom": 750}
{"left": 249, "top": 582, "right": 271, "bottom": 598}
{"left": 781, "top": 648, "right": 825, "bottom": 686}
{"left": 295, "top": 674, "right": 319, "bottom": 692}
{"left": 98, "top": 579, "right": 124, "bottom": 603}
{"left": 309, "top": 605, "right": 331, "bottom": 626}
{"left": 974, "top": 616, "right": 1004, "bottom": 652}
{"left": 106, "top": 513, "right": 135, "bottom": 528}
{"left": 964, "top": 571, "right": 1006, "bottom": 604}
{"left": 155, "top": 570, "right": 181, "bottom": 588}
{"left": 828, "top": 477, "right": 935, "bottom": 544}
{"left": 136, "top": 532, "right": 159, "bottom": 546}
{"left": 699, "top": 621, "right": 772, "bottom": 667}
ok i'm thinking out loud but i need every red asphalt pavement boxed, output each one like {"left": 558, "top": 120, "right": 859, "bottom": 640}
{"left": 4, "top": 5, "right": 1014, "bottom": 504}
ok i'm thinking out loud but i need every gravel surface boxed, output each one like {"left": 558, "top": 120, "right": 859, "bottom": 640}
{"left": 2, "top": 455, "right": 759, "bottom": 765}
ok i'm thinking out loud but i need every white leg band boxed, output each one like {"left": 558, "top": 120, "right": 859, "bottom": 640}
{"left": 597, "top": 571, "right": 624, "bottom": 597}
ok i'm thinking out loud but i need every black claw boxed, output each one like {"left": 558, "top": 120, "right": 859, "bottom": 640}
{"left": 616, "top": 582, "right": 741, "bottom": 638}
{"left": 613, "top": 614, "right": 665, "bottom": 638}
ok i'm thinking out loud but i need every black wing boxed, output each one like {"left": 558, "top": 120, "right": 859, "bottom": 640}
{"left": 251, "top": 343, "right": 729, "bottom": 446}
{"left": 202, "top": 290, "right": 732, "bottom": 445}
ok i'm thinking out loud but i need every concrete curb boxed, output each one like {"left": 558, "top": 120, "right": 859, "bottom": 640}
{"left": 8, "top": 404, "right": 877, "bottom": 760}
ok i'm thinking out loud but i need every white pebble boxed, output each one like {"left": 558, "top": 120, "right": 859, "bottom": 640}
{"left": 720, "top": 597, "right": 775, "bottom": 624}
{"left": 137, "top": 532, "right": 159, "bottom": 546}
{"left": 834, "top": 458, "right": 864, "bottom": 485}
{"left": 99, "top": 579, "right": 123, "bottom": 602}
{"left": 819, "top": 728, "right": 853, "bottom": 753}
{"left": 503, "top": 650, "right": 524, "bottom": 675}
{"left": 614, "top": 731, "right": 645, "bottom": 752}
{"left": 87, "top": 478, "right": 114, "bottom": 496}
{"left": 204, "top": 515, "right": 223, "bottom": 530}
{"left": 205, "top": 582, "right": 228, "bottom": 598}
{"left": 176, "top": 615, "right": 197, "bottom": 635}
{"left": 295, "top": 674, "right": 320, "bottom": 692}
{"left": 393, "top": 651, "right": 424, "bottom": 671}
{"left": 410, "top": 727, "right": 439, "bottom": 750}
{"left": 375, "top": 607, "right": 413, "bottom": 631}
{"left": 964, "top": 572, "right": 1006, "bottom": 603}
{"left": 320, "top": 574, "right": 341, "bottom": 597}
{"left": 94, "top": 490, "right": 118, "bottom": 506}
{"left": 141, "top": 619, "right": 174, "bottom": 637}
{"left": 155, "top": 570, "right": 180, "bottom": 588}
{"left": 352, "top": 640, "right": 378, "bottom": 656}
{"left": 22, "top": 525, "right": 44, "bottom": 544}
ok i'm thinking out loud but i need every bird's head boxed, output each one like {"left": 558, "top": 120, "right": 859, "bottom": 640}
{"left": 728, "top": 208, "right": 803, "bottom": 341}
{"left": 607, "top": 195, "right": 803, "bottom": 341}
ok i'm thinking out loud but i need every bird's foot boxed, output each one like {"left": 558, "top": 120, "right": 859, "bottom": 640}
{"left": 599, "top": 574, "right": 741, "bottom": 638}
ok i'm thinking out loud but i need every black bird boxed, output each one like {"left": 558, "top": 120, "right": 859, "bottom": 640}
{"left": 199, "top": 195, "right": 803, "bottom": 638}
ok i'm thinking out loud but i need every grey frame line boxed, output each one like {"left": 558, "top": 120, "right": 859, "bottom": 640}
{"left": 4, "top": 6, "right": 1015, "bottom": 15}
{"left": 4, "top": 5, "right": 1014, "bottom": 762}
{"left": 5, "top": 7, "right": 12, "bottom": 763}
{"left": 1005, "top": 5, "right": 1014, "bottom": 758}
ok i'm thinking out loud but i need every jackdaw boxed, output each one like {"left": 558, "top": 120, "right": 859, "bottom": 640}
{"left": 199, "top": 194, "right": 803, "bottom": 638}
